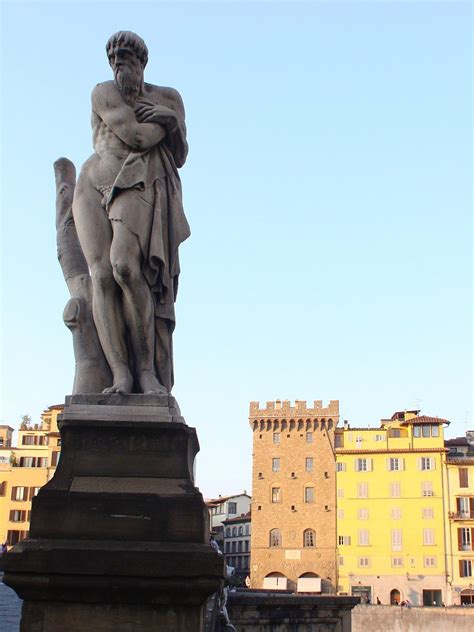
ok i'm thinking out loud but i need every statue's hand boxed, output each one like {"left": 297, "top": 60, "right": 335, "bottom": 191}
{"left": 135, "top": 104, "right": 178, "bottom": 131}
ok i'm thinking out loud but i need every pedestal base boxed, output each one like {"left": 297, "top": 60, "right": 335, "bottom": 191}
{"left": 0, "top": 394, "right": 224, "bottom": 631}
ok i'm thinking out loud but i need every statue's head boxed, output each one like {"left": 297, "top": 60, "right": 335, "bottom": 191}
{"left": 106, "top": 31, "right": 148, "bottom": 104}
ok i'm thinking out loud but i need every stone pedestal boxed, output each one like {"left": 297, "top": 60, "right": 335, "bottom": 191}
{"left": 0, "top": 394, "right": 224, "bottom": 631}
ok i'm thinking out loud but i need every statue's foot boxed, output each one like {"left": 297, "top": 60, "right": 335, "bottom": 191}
{"left": 102, "top": 370, "right": 133, "bottom": 394}
{"left": 138, "top": 370, "right": 168, "bottom": 395}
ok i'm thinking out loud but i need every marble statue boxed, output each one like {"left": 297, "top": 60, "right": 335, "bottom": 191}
{"left": 60, "top": 31, "right": 190, "bottom": 395}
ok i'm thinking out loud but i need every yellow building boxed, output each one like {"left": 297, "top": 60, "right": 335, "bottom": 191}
{"left": 444, "top": 437, "right": 474, "bottom": 605}
{"left": 335, "top": 410, "right": 449, "bottom": 606}
{"left": 0, "top": 405, "right": 62, "bottom": 546}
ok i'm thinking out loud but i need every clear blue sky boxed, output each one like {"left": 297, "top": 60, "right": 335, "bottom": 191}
{"left": 1, "top": 1, "right": 472, "bottom": 498}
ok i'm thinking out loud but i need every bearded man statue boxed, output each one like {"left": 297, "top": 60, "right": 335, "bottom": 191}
{"left": 72, "top": 31, "right": 190, "bottom": 394}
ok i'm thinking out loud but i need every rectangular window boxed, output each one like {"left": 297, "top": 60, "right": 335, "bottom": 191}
{"left": 0, "top": 481, "right": 7, "bottom": 496}
{"left": 358, "top": 557, "right": 370, "bottom": 567}
{"left": 334, "top": 434, "right": 343, "bottom": 448}
{"left": 387, "top": 458, "right": 404, "bottom": 471}
{"left": 389, "top": 429, "right": 401, "bottom": 438}
{"left": 422, "top": 425, "right": 430, "bottom": 438}
{"left": 390, "top": 482, "right": 401, "bottom": 498}
{"left": 225, "top": 542, "right": 230, "bottom": 553}
{"left": 271, "top": 488, "right": 281, "bottom": 503}
{"left": 355, "top": 435, "right": 363, "bottom": 444}
{"left": 305, "top": 457, "right": 313, "bottom": 472}
{"left": 227, "top": 502, "right": 237, "bottom": 514}
{"left": 459, "top": 528, "right": 472, "bottom": 550}
{"left": 51, "top": 451, "right": 59, "bottom": 467}
{"left": 304, "top": 487, "right": 314, "bottom": 503}
{"left": 306, "top": 432, "right": 313, "bottom": 443}
{"left": 38, "top": 458, "right": 48, "bottom": 468}
{"left": 460, "top": 560, "right": 473, "bottom": 577}
{"left": 431, "top": 425, "right": 439, "bottom": 437}
{"left": 422, "top": 507, "right": 434, "bottom": 519}
{"left": 392, "top": 557, "right": 403, "bottom": 567}
{"left": 419, "top": 457, "right": 434, "bottom": 471}
{"left": 357, "top": 483, "right": 368, "bottom": 498}
{"left": 423, "top": 528, "right": 435, "bottom": 545}
{"left": 391, "top": 507, "right": 402, "bottom": 520}
{"left": 273, "top": 432, "right": 280, "bottom": 444}
{"left": 11, "top": 487, "right": 26, "bottom": 501}
{"left": 338, "top": 535, "right": 351, "bottom": 545}
{"left": 358, "top": 529, "right": 369, "bottom": 546}
{"left": 358, "top": 508, "right": 369, "bottom": 520}
{"left": 22, "top": 435, "right": 36, "bottom": 445}
{"left": 19, "top": 457, "right": 34, "bottom": 467}
{"left": 424, "top": 556, "right": 437, "bottom": 568}
{"left": 272, "top": 458, "right": 280, "bottom": 472}
{"left": 29, "top": 487, "right": 41, "bottom": 500}
{"left": 459, "top": 468, "right": 469, "bottom": 488}
{"left": 336, "top": 462, "right": 346, "bottom": 472}
{"left": 421, "top": 481, "right": 433, "bottom": 497}
{"left": 355, "top": 458, "right": 372, "bottom": 472}
{"left": 338, "top": 508, "right": 345, "bottom": 519}
{"left": 375, "top": 434, "right": 384, "bottom": 442}
{"left": 391, "top": 529, "right": 402, "bottom": 551}
{"left": 9, "top": 510, "right": 26, "bottom": 522}
{"left": 457, "top": 497, "right": 471, "bottom": 517}
{"left": 413, "top": 426, "right": 421, "bottom": 438}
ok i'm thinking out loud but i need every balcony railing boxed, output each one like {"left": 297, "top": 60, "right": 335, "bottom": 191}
{"left": 449, "top": 511, "right": 474, "bottom": 520}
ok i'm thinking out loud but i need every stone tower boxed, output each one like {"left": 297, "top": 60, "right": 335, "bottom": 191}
{"left": 249, "top": 399, "right": 339, "bottom": 592}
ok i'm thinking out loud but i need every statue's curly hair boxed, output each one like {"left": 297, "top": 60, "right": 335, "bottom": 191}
{"left": 106, "top": 31, "right": 148, "bottom": 67}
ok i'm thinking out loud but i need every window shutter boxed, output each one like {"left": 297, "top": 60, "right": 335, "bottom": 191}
{"left": 354, "top": 459, "right": 359, "bottom": 472}
{"left": 458, "top": 528, "right": 463, "bottom": 551}
{"left": 471, "top": 528, "right": 474, "bottom": 546}
{"left": 470, "top": 498, "right": 474, "bottom": 517}
{"left": 457, "top": 498, "right": 462, "bottom": 512}
{"left": 459, "top": 560, "right": 464, "bottom": 577}
{"left": 417, "top": 458, "right": 422, "bottom": 470}
{"left": 430, "top": 458, "right": 435, "bottom": 470}
{"left": 400, "top": 458, "right": 405, "bottom": 471}
{"left": 367, "top": 459, "right": 373, "bottom": 472}
{"left": 386, "top": 459, "right": 391, "bottom": 470}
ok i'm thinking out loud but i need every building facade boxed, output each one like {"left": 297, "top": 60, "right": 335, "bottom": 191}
{"left": 0, "top": 406, "right": 62, "bottom": 546}
{"left": 206, "top": 493, "right": 251, "bottom": 550}
{"left": 223, "top": 512, "right": 251, "bottom": 579}
{"left": 444, "top": 445, "right": 474, "bottom": 605}
{"left": 250, "top": 399, "right": 339, "bottom": 593}
{"left": 335, "top": 411, "right": 449, "bottom": 606}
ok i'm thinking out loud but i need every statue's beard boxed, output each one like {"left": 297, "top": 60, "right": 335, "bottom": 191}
{"left": 115, "top": 66, "right": 141, "bottom": 106}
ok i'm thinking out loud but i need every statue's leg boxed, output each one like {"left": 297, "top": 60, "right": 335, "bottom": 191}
{"left": 109, "top": 193, "right": 167, "bottom": 395}
{"left": 72, "top": 182, "right": 133, "bottom": 393}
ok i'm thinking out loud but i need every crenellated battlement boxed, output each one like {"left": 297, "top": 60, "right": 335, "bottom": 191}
{"left": 249, "top": 399, "right": 339, "bottom": 419}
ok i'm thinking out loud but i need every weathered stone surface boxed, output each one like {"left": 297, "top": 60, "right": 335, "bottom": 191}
{"left": 227, "top": 592, "right": 359, "bottom": 632}
{"left": 66, "top": 31, "right": 190, "bottom": 395}
{"left": 0, "top": 400, "right": 224, "bottom": 630}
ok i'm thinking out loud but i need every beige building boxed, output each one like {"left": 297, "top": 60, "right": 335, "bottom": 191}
{"left": 0, "top": 405, "right": 62, "bottom": 546}
{"left": 444, "top": 436, "right": 474, "bottom": 605}
{"left": 249, "top": 399, "right": 339, "bottom": 593}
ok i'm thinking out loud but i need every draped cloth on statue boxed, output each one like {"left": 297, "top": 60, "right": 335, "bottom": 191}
{"left": 105, "top": 143, "right": 190, "bottom": 390}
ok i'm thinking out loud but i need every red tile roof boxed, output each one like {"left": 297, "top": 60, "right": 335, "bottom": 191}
{"left": 400, "top": 415, "right": 450, "bottom": 426}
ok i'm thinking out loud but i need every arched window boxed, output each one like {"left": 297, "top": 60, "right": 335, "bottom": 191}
{"left": 269, "top": 528, "right": 281, "bottom": 547}
{"left": 304, "top": 529, "right": 316, "bottom": 547}
{"left": 390, "top": 589, "right": 401, "bottom": 605}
